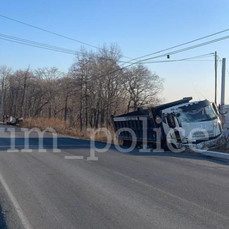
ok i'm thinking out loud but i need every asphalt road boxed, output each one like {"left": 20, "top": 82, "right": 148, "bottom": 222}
{"left": 0, "top": 125, "right": 229, "bottom": 229}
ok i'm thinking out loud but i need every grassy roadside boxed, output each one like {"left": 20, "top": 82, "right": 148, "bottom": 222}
{"left": 211, "top": 146, "right": 229, "bottom": 153}
{"left": 21, "top": 117, "right": 115, "bottom": 143}
{"left": 206, "top": 136, "right": 229, "bottom": 153}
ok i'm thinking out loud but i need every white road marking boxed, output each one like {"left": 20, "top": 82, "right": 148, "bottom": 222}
{"left": 0, "top": 173, "right": 33, "bottom": 229}
{"left": 64, "top": 155, "right": 84, "bottom": 160}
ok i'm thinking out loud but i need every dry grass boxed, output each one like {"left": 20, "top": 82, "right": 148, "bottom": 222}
{"left": 21, "top": 117, "right": 114, "bottom": 142}
{"left": 210, "top": 136, "right": 229, "bottom": 153}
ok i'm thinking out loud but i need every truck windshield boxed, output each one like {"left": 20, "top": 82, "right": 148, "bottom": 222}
{"left": 178, "top": 105, "right": 217, "bottom": 123}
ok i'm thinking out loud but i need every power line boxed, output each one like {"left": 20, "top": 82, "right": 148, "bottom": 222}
{"left": 92, "top": 35, "right": 229, "bottom": 80}
{"left": 133, "top": 59, "right": 213, "bottom": 64}
{"left": 0, "top": 37, "right": 76, "bottom": 55}
{"left": 0, "top": 14, "right": 100, "bottom": 49}
{"left": 121, "top": 35, "right": 229, "bottom": 68}
{"left": 142, "top": 53, "right": 214, "bottom": 64}
{"left": 1, "top": 32, "right": 227, "bottom": 69}
{"left": 0, "top": 33, "right": 78, "bottom": 55}
{"left": 81, "top": 53, "right": 216, "bottom": 82}
{"left": 0, "top": 14, "right": 133, "bottom": 60}
{"left": 0, "top": 35, "right": 211, "bottom": 65}
{"left": 0, "top": 33, "right": 130, "bottom": 66}
{"left": 71, "top": 33, "right": 229, "bottom": 81}
{"left": 0, "top": 33, "right": 131, "bottom": 64}
{"left": 121, "top": 28, "right": 229, "bottom": 64}
{"left": 2, "top": 13, "right": 229, "bottom": 64}
{"left": 1, "top": 33, "right": 228, "bottom": 81}
{"left": 2, "top": 14, "right": 228, "bottom": 63}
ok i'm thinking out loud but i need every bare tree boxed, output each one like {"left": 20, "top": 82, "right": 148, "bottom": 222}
{"left": 0, "top": 66, "right": 11, "bottom": 121}
{"left": 123, "top": 65, "right": 163, "bottom": 111}
{"left": 2, "top": 45, "right": 163, "bottom": 130}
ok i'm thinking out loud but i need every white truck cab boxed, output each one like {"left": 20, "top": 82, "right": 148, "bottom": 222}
{"left": 161, "top": 99, "right": 222, "bottom": 149}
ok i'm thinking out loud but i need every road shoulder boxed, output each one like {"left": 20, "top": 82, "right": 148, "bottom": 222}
{"left": 0, "top": 180, "right": 24, "bottom": 229}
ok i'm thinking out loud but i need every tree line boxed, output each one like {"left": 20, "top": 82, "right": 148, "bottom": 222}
{"left": 0, "top": 46, "right": 163, "bottom": 129}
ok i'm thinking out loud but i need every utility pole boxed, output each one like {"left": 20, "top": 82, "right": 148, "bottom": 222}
{"left": 221, "top": 58, "right": 226, "bottom": 106}
{"left": 214, "top": 51, "right": 218, "bottom": 104}
{"left": 0, "top": 76, "right": 5, "bottom": 123}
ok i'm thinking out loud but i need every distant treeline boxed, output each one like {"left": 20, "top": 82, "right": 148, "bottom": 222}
{"left": 0, "top": 45, "right": 163, "bottom": 129}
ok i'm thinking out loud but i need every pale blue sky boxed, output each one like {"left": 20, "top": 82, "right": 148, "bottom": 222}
{"left": 0, "top": 0, "right": 229, "bottom": 103}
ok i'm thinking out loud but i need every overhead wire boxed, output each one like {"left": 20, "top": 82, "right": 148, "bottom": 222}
{"left": 0, "top": 14, "right": 133, "bottom": 60}
{"left": 141, "top": 53, "right": 214, "bottom": 64}
{"left": 120, "top": 28, "right": 229, "bottom": 64}
{"left": 120, "top": 35, "right": 229, "bottom": 68}
{"left": 83, "top": 52, "right": 217, "bottom": 81}
{"left": 0, "top": 33, "right": 78, "bottom": 55}
{"left": 0, "top": 31, "right": 227, "bottom": 75}
{"left": 1, "top": 20, "right": 229, "bottom": 81}
{"left": 2, "top": 13, "right": 229, "bottom": 65}
{"left": 1, "top": 14, "right": 229, "bottom": 64}
{"left": 0, "top": 33, "right": 215, "bottom": 68}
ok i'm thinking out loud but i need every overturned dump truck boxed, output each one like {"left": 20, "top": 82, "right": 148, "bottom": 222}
{"left": 112, "top": 97, "right": 223, "bottom": 150}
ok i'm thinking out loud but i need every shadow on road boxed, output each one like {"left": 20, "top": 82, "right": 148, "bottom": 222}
{"left": 0, "top": 204, "right": 7, "bottom": 229}
{"left": 0, "top": 137, "right": 92, "bottom": 150}
{"left": 0, "top": 137, "right": 228, "bottom": 166}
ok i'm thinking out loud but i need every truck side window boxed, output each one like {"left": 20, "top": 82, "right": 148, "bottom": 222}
{"left": 162, "top": 115, "right": 167, "bottom": 124}
{"left": 167, "top": 114, "right": 176, "bottom": 128}
{"left": 212, "top": 103, "right": 219, "bottom": 115}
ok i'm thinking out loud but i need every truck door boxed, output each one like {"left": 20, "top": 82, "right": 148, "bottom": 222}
{"left": 162, "top": 113, "right": 181, "bottom": 147}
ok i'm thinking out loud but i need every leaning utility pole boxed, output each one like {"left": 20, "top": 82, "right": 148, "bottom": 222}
{"left": 214, "top": 51, "right": 218, "bottom": 104}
